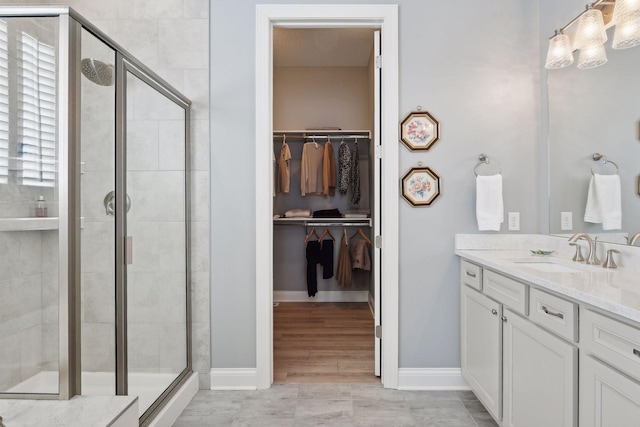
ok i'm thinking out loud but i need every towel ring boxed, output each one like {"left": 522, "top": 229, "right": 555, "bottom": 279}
{"left": 591, "top": 153, "right": 619, "bottom": 175}
{"left": 474, "top": 154, "right": 502, "bottom": 177}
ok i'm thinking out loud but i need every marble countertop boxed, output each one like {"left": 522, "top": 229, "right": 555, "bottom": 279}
{"left": 0, "top": 395, "right": 137, "bottom": 427}
{"left": 456, "top": 248, "right": 640, "bottom": 324}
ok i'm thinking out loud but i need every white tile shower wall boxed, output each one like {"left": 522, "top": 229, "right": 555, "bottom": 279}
{"left": 0, "top": 230, "right": 47, "bottom": 390}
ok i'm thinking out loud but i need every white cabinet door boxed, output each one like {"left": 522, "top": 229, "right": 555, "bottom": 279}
{"left": 503, "top": 309, "right": 577, "bottom": 427}
{"left": 580, "top": 355, "right": 640, "bottom": 427}
{"left": 461, "top": 285, "right": 502, "bottom": 421}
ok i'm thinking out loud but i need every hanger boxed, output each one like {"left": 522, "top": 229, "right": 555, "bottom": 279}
{"left": 350, "top": 228, "right": 371, "bottom": 244}
{"left": 305, "top": 227, "right": 319, "bottom": 243}
{"left": 282, "top": 134, "right": 286, "bottom": 146}
{"left": 319, "top": 228, "right": 335, "bottom": 241}
{"left": 342, "top": 228, "right": 349, "bottom": 245}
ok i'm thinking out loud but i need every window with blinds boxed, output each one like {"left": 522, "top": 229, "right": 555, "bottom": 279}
{"left": 17, "top": 30, "right": 56, "bottom": 187}
{"left": 0, "top": 20, "right": 8, "bottom": 185}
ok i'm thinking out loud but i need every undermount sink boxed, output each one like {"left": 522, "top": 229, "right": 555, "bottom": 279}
{"left": 509, "top": 258, "right": 597, "bottom": 273}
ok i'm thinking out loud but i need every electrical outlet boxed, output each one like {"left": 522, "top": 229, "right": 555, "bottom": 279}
{"left": 508, "top": 212, "right": 520, "bottom": 231}
{"left": 561, "top": 212, "right": 573, "bottom": 231}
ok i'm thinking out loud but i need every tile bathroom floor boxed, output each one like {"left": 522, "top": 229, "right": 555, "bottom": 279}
{"left": 173, "top": 384, "right": 499, "bottom": 426}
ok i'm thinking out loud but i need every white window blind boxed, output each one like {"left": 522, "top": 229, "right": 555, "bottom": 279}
{"left": 0, "top": 20, "right": 9, "bottom": 185}
{"left": 17, "top": 30, "right": 56, "bottom": 187}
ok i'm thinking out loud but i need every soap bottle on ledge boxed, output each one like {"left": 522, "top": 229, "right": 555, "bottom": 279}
{"left": 35, "top": 195, "right": 48, "bottom": 217}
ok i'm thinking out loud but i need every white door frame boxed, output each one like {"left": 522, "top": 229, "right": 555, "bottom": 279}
{"left": 255, "top": 4, "right": 399, "bottom": 389}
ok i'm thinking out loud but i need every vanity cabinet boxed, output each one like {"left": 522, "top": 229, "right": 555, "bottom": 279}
{"left": 580, "top": 309, "right": 640, "bottom": 427}
{"left": 461, "top": 285, "right": 502, "bottom": 420}
{"left": 502, "top": 308, "right": 577, "bottom": 427}
{"left": 460, "top": 262, "right": 577, "bottom": 426}
{"left": 580, "top": 355, "right": 640, "bottom": 427}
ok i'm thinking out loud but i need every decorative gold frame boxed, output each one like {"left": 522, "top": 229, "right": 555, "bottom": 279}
{"left": 401, "top": 166, "right": 441, "bottom": 207}
{"left": 400, "top": 111, "right": 440, "bottom": 151}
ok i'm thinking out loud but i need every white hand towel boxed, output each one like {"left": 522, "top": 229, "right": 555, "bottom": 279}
{"left": 584, "top": 174, "right": 621, "bottom": 230}
{"left": 476, "top": 174, "right": 504, "bottom": 231}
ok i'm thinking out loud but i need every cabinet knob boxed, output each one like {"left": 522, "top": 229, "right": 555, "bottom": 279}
{"left": 502, "top": 316, "right": 508, "bottom": 323}
{"left": 491, "top": 309, "right": 498, "bottom": 316}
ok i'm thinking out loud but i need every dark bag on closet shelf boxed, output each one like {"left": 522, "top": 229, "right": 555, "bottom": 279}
{"left": 312, "top": 208, "right": 342, "bottom": 218}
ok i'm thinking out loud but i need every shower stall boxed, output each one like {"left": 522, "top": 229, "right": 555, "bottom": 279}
{"left": 0, "top": 6, "right": 191, "bottom": 424}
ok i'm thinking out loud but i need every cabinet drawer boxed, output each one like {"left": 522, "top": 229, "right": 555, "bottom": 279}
{"left": 460, "top": 260, "right": 482, "bottom": 290}
{"left": 483, "top": 270, "right": 528, "bottom": 316}
{"left": 582, "top": 309, "right": 640, "bottom": 380}
{"left": 529, "top": 288, "right": 577, "bottom": 342}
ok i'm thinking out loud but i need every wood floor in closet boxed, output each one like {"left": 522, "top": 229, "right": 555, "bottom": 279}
{"left": 273, "top": 302, "right": 378, "bottom": 384}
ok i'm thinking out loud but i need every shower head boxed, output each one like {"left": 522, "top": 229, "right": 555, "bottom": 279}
{"left": 81, "top": 58, "right": 114, "bottom": 86}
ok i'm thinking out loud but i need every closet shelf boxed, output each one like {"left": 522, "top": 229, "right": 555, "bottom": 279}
{"left": 273, "top": 129, "right": 371, "bottom": 139}
{"left": 274, "top": 217, "right": 371, "bottom": 227}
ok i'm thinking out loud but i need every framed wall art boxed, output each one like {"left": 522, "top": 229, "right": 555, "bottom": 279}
{"left": 401, "top": 165, "right": 441, "bottom": 207}
{"left": 400, "top": 110, "right": 440, "bottom": 151}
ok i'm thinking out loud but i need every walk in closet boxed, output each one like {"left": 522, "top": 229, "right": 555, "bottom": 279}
{"left": 272, "top": 28, "right": 382, "bottom": 382}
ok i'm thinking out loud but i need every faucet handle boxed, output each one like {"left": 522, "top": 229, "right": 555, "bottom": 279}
{"left": 569, "top": 242, "right": 584, "bottom": 262}
{"left": 603, "top": 249, "right": 620, "bottom": 269}
{"left": 591, "top": 237, "right": 601, "bottom": 265}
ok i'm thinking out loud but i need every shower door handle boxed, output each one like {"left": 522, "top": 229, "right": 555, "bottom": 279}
{"left": 104, "top": 191, "right": 131, "bottom": 216}
{"left": 125, "top": 236, "right": 133, "bottom": 265}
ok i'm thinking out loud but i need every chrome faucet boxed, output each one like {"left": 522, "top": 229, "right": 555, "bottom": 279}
{"left": 629, "top": 232, "right": 640, "bottom": 246}
{"left": 568, "top": 233, "right": 597, "bottom": 264}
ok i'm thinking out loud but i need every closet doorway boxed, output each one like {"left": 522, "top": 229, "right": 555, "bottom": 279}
{"left": 272, "top": 27, "right": 380, "bottom": 384}
{"left": 255, "top": 5, "right": 399, "bottom": 390}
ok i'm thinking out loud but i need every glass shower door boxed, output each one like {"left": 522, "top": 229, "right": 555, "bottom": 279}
{"left": 124, "top": 68, "right": 188, "bottom": 417}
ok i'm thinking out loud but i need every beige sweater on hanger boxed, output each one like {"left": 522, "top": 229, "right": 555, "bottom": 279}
{"left": 301, "top": 142, "right": 324, "bottom": 196}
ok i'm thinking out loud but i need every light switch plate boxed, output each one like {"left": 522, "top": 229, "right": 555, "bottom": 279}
{"left": 561, "top": 212, "right": 573, "bottom": 231}
{"left": 508, "top": 212, "right": 520, "bottom": 231}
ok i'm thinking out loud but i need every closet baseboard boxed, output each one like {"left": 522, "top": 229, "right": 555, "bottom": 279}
{"left": 210, "top": 368, "right": 257, "bottom": 390}
{"left": 368, "top": 292, "right": 375, "bottom": 316}
{"left": 273, "top": 290, "right": 369, "bottom": 303}
{"left": 397, "top": 368, "right": 470, "bottom": 390}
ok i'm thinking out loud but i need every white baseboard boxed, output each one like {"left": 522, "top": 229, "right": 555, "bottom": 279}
{"left": 210, "top": 368, "right": 257, "bottom": 390}
{"left": 148, "top": 372, "right": 198, "bottom": 427}
{"left": 274, "top": 290, "right": 369, "bottom": 303}
{"left": 397, "top": 368, "right": 470, "bottom": 390}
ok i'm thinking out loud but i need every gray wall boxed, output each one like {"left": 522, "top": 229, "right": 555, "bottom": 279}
{"left": 210, "top": 0, "right": 541, "bottom": 369}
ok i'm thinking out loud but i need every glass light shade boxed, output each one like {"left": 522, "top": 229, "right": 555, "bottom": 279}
{"left": 613, "top": 0, "right": 640, "bottom": 22}
{"left": 613, "top": 13, "right": 640, "bottom": 49}
{"left": 545, "top": 32, "right": 574, "bottom": 69}
{"left": 574, "top": 8, "right": 608, "bottom": 49}
{"left": 577, "top": 41, "right": 608, "bottom": 69}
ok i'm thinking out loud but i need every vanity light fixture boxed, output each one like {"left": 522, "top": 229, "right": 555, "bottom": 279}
{"left": 545, "top": 0, "right": 640, "bottom": 70}
{"left": 545, "top": 30, "right": 574, "bottom": 69}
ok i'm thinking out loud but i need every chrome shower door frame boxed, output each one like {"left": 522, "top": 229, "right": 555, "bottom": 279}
{"left": 115, "top": 54, "right": 192, "bottom": 425}
{"left": 0, "top": 6, "right": 82, "bottom": 401}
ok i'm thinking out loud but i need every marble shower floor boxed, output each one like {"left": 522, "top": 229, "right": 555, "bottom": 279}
{"left": 172, "top": 383, "right": 499, "bottom": 426}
